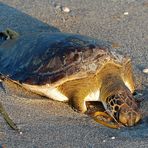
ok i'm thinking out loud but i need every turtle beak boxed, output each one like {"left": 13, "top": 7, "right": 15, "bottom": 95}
{"left": 118, "top": 104, "right": 141, "bottom": 126}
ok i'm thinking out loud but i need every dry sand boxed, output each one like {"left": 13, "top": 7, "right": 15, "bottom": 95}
{"left": 0, "top": 0, "right": 147, "bottom": 148}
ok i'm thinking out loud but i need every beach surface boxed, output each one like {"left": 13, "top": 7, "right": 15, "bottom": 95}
{"left": 0, "top": 0, "right": 147, "bottom": 147}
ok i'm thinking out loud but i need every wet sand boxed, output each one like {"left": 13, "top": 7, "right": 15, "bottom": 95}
{"left": 0, "top": 0, "right": 147, "bottom": 148}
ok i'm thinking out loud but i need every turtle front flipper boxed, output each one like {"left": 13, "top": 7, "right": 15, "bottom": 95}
{"left": 70, "top": 95, "right": 122, "bottom": 128}
{"left": 0, "top": 102, "right": 19, "bottom": 131}
{"left": 90, "top": 111, "right": 123, "bottom": 129}
{"left": 85, "top": 101, "right": 123, "bottom": 129}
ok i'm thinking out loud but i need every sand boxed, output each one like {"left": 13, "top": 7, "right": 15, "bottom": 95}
{"left": 0, "top": 0, "right": 147, "bottom": 147}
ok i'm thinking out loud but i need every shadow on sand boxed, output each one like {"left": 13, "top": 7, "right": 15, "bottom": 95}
{"left": 0, "top": 2, "right": 60, "bottom": 34}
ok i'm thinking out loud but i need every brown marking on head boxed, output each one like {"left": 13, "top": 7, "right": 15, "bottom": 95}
{"left": 106, "top": 90, "right": 141, "bottom": 126}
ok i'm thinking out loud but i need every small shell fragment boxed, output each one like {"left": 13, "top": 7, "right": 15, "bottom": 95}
{"left": 143, "top": 68, "right": 148, "bottom": 74}
{"left": 62, "top": 7, "right": 70, "bottom": 13}
{"left": 111, "top": 136, "right": 115, "bottom": 140}
{"left": 124, "top": 12, "right": 129, "bottom": 15}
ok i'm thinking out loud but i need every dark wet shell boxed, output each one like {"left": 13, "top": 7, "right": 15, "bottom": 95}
{"left": 0, "top": 32, "right": 127, "bottom": 85}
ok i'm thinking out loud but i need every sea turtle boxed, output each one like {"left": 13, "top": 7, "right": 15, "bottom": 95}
{"left": 0, "top": 29, "right": 141, "bottom": 130}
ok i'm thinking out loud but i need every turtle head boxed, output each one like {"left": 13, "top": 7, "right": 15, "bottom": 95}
{"left": 105, "top": 90, "right": 141, "bottom": 126}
